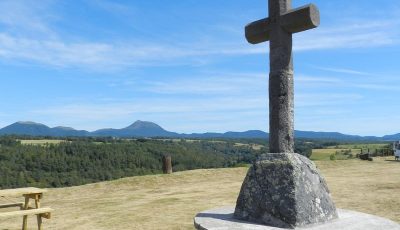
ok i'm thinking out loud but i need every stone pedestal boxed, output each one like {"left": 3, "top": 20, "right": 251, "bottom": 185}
{"left": 194, "top": 206, "right": 400, "bottom": 230}
{"left": 234, "top": 153, "right": 337, "bottom": 228}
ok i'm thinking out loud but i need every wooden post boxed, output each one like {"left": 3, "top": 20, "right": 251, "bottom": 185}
{"left": 162, "top": 155, "right": 173, "bottom": 174}
{"left": 34, "top": 194, "right": 42, "bottom": 230}
{"left": 22, "top": 196, "right": 30, "bottom": 230}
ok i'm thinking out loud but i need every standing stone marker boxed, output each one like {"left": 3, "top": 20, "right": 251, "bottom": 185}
{"left": 233, "top": 1, "right": 338, "bottom": 228}
{"left": 162, "top": 155, "right": 173, "bottom": 174}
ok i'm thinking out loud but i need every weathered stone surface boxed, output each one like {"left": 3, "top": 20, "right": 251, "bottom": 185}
{"left": 281, "top": 4, "right": 320, "bottom": 34}
{"left": 245, "top": 0, "right": 321, "bottom": 154}
{"left": 245, "top": 4, "right": 320, "bottom": 44}
{"left": 268, "top": 0, "right": 294, "bottom": 154}
{"left": 195, "top": 206, "right": 400, "bottom": 230}
{"left": 234, "top": 153, "right": 338, "bottom": 228}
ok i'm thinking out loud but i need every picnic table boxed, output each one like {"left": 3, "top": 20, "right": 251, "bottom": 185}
{"left": 0, "top": 187, "right": 53, "bottom": 230}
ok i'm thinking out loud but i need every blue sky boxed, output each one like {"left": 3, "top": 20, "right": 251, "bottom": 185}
{"left": 0, "top": 0, "right": 399, "bottom": 136}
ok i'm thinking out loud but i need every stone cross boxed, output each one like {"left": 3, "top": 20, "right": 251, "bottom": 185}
{"left": 233, "top": 3, "right": 338, "bottom": 227}
{"left": 245, "top": 0, "right": 320, "bottom": 153}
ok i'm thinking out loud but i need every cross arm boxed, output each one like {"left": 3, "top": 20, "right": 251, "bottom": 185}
{"left": 281, "top": 4, "right": 320, "bottom": 34}
{"left": 245, "top": 4, "right": 320, "bottom": 44}
{"left": 245, "top": 17, "right": 271, "bottom": 45}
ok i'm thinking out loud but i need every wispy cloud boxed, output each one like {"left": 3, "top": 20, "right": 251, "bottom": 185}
{"left": 30, "top": 95, "right": 268, "bottom": 131}
{"left": 86, "top": 0, "right": 133, "bottom": 16}
{"left": 0, "top": 24, "right": 394, "bottom": 71}
{"left": 296, "top": 93, "right": 363, "bottom": 107}
{"left": 0, "top": 0, "right": 56, "bottom": 38}
{"left": 312, "top": 66, "right": 373, "bottom": 76}
{"left": 294, "top": 19, "right": 399, "bottom": 51}
{"left": 0, "top": 33, "right": 259, "bottom": 70}
{"left": 0, "top": 0, "right": 398, "bottom": 71}
{"left": 310, "top": 65, "right": 400, "bottom": 91}
{"left": 296, "top": 75, "right": 341, "bottom": 83}
{"left": 141, "top": 72, "right": 267, "bottom": 95}
{"left": 32, "top": 72, "right": 270, "bottom": 115}
{"left": 0, "top": 33, "right": 201, "bottom": 69}
{"left": 355, "top": 84, "right": 400, "bottom": 91}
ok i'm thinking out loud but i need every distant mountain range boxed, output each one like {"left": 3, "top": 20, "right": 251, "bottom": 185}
{"left": 0, "top": 120, "right": 399, "bottom": 141}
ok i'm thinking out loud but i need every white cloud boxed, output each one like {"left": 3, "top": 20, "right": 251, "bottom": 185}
{"left": 294, "top": 32, "right": 393, "bottom": 52}
{"left": 0, "top": 0, "right": 56, "bottom": 38}
{"left": 30, "top": 95, "right": 268, "bottom": 132}
{"left": 0, "top": 22, "right": 388, "bottom": 70}
{"left": 0, "top": 33, "right": 199, "bottom": 69}
{"left": 310, "top": 66, "right": 400, "bottom": 91}
{"left": 355, "top": 84, "right": 400, "bottom": 91}
{"left": 0, "top": 0, "right": 398, "bottom": 71}
{"left": 312, "top": 66, "right": 373, "bottom": 76}
{"left": 141, "top": 72, "right": 267, "bottom": 95}
{"left": 296, "top": 93, "right": 363, "bottom": 107}
{"left": 33, "top": 97, "right": 266, "bottom": 117}
{"left": 294, "top": 19, "right": 399, "bottom": 51}
{"left": 24, "top": 70, "right": 270, "bottom": 131}
{"left": 87, "top": 0, "right": 132, "bottom": 16}
{"left": 296, "top": 75, "right": 341, "bottom": 83}
{"left": 0, "top": 31, "right": 259, "bottom": 70}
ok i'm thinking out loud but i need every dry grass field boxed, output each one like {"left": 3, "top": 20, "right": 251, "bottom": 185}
{"left": 19, "top": 140, "right": 66, "bottom": 145}
{"left": 326, "top": 143, "right": 388, "bottom": 149}
{"left": 1, "top": 157, "right": 399, "bottom": 230}
{"left": 311, "top": 148, "right": 362, "bottom": 161}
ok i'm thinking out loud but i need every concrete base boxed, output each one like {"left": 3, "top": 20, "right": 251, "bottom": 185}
{"left": 194, "top": 206, "right": 400, "bottom": 230}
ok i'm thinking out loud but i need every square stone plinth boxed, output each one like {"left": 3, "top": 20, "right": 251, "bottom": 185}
{"left": 194, "top": 206, "right": 400, "bottom": 230}
{"left": 234, "top": 153, "right": 337, "bottom": 228}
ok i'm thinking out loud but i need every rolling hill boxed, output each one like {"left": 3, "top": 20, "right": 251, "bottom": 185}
{"left": 0, "top": 120, "right": 398, "bottom": 141}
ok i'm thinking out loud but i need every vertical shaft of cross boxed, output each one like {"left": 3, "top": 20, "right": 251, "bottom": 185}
{"left": 268, "top": 0, "right": 294, "bottom": 153}
{"left": 233, "top": 3, "right": 336, "bottom": 227}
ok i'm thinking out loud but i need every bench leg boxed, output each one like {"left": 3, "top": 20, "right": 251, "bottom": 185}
{"left": 35, "top": 195, "right": 42, "bottom": 230}
{"left": 22, "top": 196, "right": 30, "bottom": 230}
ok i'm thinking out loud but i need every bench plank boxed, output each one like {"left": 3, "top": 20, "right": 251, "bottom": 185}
{"left": 0, "top": 187, "right": 47, "bottom": 197}
{"left": 0, "top": 202, "right": 24, "bottom": 209}
{"left": 0, "top": 207, "right": 53, "bottom": 219}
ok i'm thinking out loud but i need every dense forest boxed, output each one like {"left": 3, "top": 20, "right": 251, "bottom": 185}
{"left": 0, "top": 135, "right": 325, "bottom": 189}
{"left": 0, "top": 136, "right": 265, "bottom": 188}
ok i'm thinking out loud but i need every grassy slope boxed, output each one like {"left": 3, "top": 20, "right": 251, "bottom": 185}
{"left": 1, "top": 157, "right": 399, "bottom": 230}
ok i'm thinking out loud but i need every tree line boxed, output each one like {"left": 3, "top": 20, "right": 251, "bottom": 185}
{"left": 0, "top": 136, "right": 264, "bottom": 188}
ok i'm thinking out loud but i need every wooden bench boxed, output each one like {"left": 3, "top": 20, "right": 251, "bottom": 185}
{"left": 0, "top": 187, "right": 53, "bottom": 230}
{"left": 0, "top": 202, "right": 24, "bottom": 209}
{"left": 0, "top": 207, "right": 53, "bottom": 219}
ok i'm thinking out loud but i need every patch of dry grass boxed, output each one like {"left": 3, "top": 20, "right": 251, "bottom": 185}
{"left": 19, "top": 140, "right": 66, "bottom": 145}
{"left": 1, "top": 157, "right": 399, "bottom": 229}
{"left": 316, "top": 157, "right": 400, "bottom": 222}
{"left": 234, "top": 143, "right": 265, "bottom": 150}
{"left": 311, "top": 148, "right": 362, "bottom": 161}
